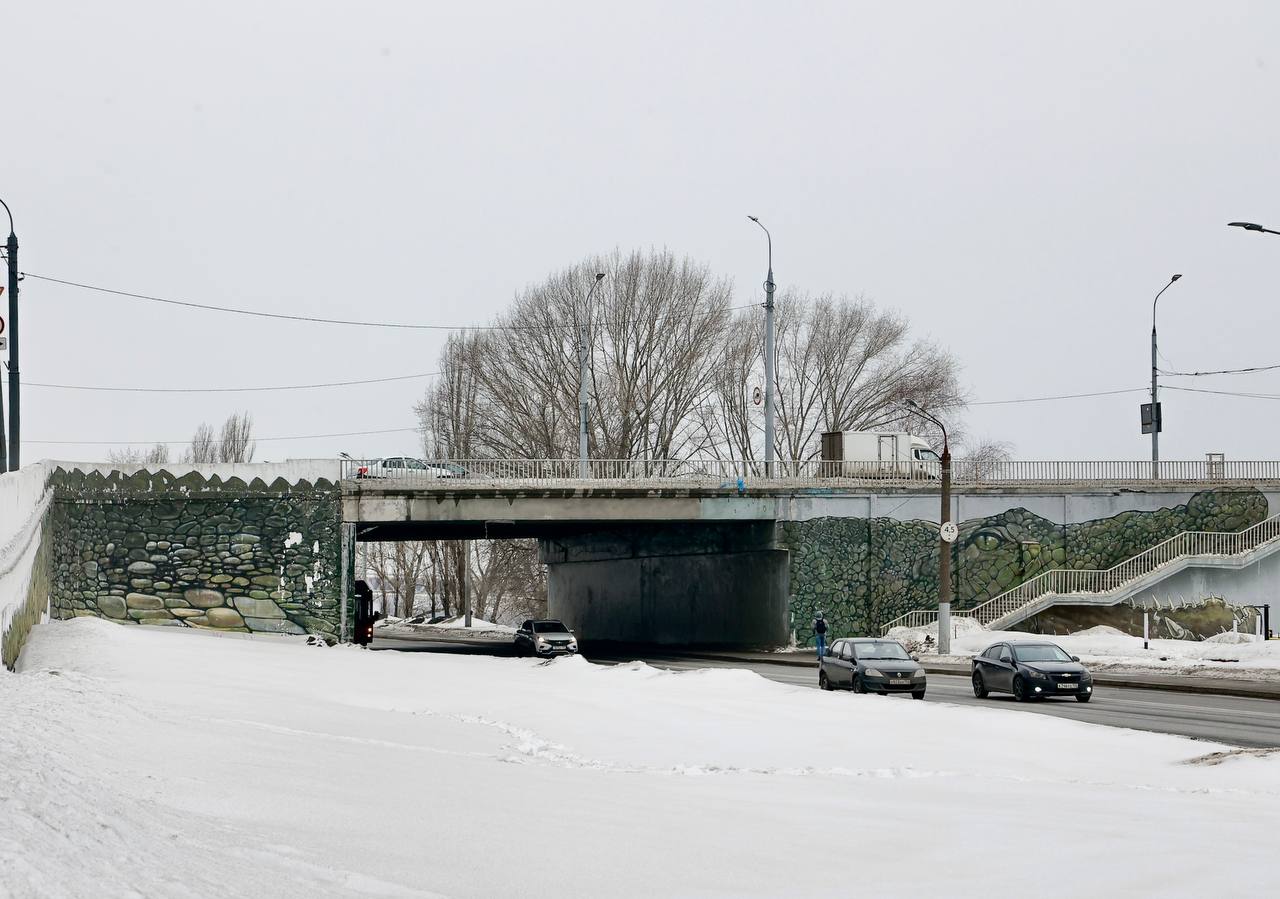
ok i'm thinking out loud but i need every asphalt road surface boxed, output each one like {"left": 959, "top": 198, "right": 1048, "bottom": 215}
{"left": 372, "top": 634, "right": 1280, "bottom": 748}
{"left": 591, "top": 653, "right": 1280, "bottom": 748}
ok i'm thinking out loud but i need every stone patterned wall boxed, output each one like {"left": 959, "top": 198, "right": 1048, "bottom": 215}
{"left": 47, "top": 469, "right": 343, "bottom": 637}
{"left": 779, "top": 488, "right": 1269, "bottom": 641}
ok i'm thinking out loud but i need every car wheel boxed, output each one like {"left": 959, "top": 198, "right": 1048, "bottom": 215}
{"left": 972, "top": 672, "right": 988, "bottom": 698}
{"left": 912, "top": 690, "right": 926, "bottom": 701}
{"left": 1076, "top": 691, "right": 1092, "bottom": 703}
{"left": 1013, "top": 675, "right": 1029, "bottom": 702}
{"left": 819, "top": 670, "right": 832, "bottom": 691}
{"left": 852, "top": 675, "right": 867, "bottom": 694}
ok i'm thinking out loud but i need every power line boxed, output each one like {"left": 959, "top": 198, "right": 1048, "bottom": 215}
{"left": 1164, "top": 385, "right": 1280, "bottom": 400}
{"left": 23, "top": 273, "right": 518, "bottom": 331}
{"left": 24, "top": 272, "right": 757, "bottom": 331}
{"left": 8, "top": 371, "right": 441, "bottom": 394}
{"left": 27, "top": 426, "right": 419, "bottom": 446}
{"left": 1159, "top": 362, "right": 1280, "bottom": 377}
{"left": 969, "top": 387, "right": 1146, "bottom": 406}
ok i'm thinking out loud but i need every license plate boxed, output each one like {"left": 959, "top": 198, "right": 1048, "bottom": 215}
{"left": 890, "top": 679, "right": 912, "bottom": 686}
{"left": 1056, "top": 682, "right": 1077, "bottom": 690}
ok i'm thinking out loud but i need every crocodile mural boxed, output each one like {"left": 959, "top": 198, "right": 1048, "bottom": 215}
{"left": 778, "top": 487, "right": 1269, "bottom": 640}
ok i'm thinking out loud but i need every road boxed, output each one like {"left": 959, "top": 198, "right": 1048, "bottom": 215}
{"left": 372, "top": 634, "right": 1280, "bottom": 748}
{"left": 590, "top": 652, "right": 1280, "bottom": 748}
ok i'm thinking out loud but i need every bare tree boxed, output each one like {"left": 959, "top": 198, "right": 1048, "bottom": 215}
{"left": 363, "top": 540, "right": 432, "bottom": 618}
{"left": 218, "top": 412, "right": 256, "bottom": 463}
{"left": 184, "top": 423, "right": 218, "bottom": 463}
{"left": 956, "top": 437, "right": 1015, "bottom": 479}
{"left": 701, "top": 291, "right": 965, "bottom": 465}
{"left": 108, "top": 443, "right": 171, "bottom": 465}
{"left": 421, "top": 249, "right": 732, "bottom": 462}
{"left": 180, "top": 413, "right": 256, "bottom": 464}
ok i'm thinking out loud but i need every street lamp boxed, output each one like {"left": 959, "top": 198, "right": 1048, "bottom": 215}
{"left": 905, "top": 399, "right": 953, "bottom": 655}
{"left": 1228, "top": 221, "right": 1280, "bottom": 236}
{"left": 1149, "top": 274, "right": 1182, "bottom": 479}
{"left": 747, "top": 216, "right": 776, "bottom": 477}
{"left": 0, "top": 196, "right": 15, "bottom": 474}
{"left": 579, "top": 272, "right": 606, "bottom": 479}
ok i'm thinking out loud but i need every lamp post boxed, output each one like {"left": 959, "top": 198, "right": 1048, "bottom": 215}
{"left": 0, "top": 196, "right": 16, "bottom": 474}
{"left": 906, "top": 399, "right": 952, "bottom": 655}
{"left": 1228, "top": 221, "right": 1280, "bottom": 236}
{"left": 579, "top": 272, "right": 606, "bottom": 479}
{"left": 1149, "top": 274, "right": 1182, "bottom": 479}
{"left": 747, "top": 216, "right": 776, "bottom": 477}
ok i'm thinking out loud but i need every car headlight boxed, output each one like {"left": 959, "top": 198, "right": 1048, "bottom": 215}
{"left": 863, "top": 667, "right": 884, "bottom": 678}
{"left": 536, "top": 639, "right": 548, "bottom": 648}
{"left": 1028, "top": 669, "right": 1051, "bottom": 680}
{"left": 912, "top": 669, "right": 926, "bottom": 679}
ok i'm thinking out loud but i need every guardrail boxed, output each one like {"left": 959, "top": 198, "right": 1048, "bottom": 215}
{"left": 339, "top": 457, "right": 1280, "bottom": 485}
{"left": 880, "top": 511, "right": 1280, "bottom": 636}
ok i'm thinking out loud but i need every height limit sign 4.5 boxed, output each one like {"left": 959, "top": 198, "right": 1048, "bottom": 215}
{"left": 1140, "top": 402, "right": 1162, "bottom": 435}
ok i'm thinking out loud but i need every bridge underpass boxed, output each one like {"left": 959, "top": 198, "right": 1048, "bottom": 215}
{"left": 344, "top": 486, "right": 790, "bottom": 647}
{"left": 343, "top": 474, "right": 1280, "bottom": 649}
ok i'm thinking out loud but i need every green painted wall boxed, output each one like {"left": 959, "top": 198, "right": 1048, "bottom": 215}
{"left": 778, "top": 488, "right": 1269, "bottom": 641}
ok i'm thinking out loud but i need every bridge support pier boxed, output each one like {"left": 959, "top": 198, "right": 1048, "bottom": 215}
{"left": 539, "top": 523, "right": 790, "bottom": 648}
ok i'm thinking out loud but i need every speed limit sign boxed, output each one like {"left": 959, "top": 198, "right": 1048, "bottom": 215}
{"left": 940, "top": 521, "right": 959, "bottom": 543}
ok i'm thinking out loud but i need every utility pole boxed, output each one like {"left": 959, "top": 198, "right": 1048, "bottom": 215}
{"left": 462, "top": 540, "right": 472, "bottom": 628}
{"left": 0, "top": 197, "right": 15, "bottom": 473}
{"left": 748, "top": 216, "right": 775, "bottom": 477}
{"left": 1149, "top": 274, "right": 1181, "bottom": 480}
{"left": 906, "top": 400, "right": 953, "bottom": 654}
{"left": 579, "top": 272, "right": 605, "bottom": 479}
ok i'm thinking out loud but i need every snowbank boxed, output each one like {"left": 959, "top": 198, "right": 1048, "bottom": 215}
{"left": 888, "top": 621, "right": 1280, "bottom": 679}
{"left": 3, "top": 617, "right": 1279, "bottom": 897}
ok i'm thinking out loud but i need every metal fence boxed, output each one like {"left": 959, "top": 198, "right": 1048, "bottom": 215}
{"left": 880, "top": 511, "right": 1280, "bottom": 635}
{"left": 340, "top": 457, "right": 1280, "bottom": 486}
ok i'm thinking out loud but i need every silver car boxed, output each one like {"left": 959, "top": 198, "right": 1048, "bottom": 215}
{"left": 514, "top": 619, "right": 579, "bottom": 657}
{"left": 358, "top": 457, "right": 462, "bottom": 480}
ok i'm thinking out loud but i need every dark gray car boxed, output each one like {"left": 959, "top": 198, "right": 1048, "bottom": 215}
{"left": 971, "top": 641, "right": 1094, "bottom": 702}
{"left": 819, "top": 638, "right": 927, "bottom": 699}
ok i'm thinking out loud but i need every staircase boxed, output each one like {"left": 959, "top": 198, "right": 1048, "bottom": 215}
{"left": 880, "top": 512, "right": 1280, "bottom": 636}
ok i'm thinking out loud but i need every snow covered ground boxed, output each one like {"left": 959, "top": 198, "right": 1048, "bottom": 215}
{"left": 889, "top": 619, "right": 1280, "bottom": 680}
{"left": 380, "top": 614, "right": 516, "bottom": 640}
{"left": 5, "top": 618, "right": 1280, "bottom": 898}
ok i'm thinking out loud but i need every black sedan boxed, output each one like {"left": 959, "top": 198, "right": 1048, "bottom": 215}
{"left": 971, "top": 641, "right": 1094, "bottom": 702}
{"left": 819, "top": 638, "right": 927, "bottom": 699}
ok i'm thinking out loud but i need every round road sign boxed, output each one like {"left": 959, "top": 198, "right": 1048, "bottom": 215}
{"left": 940, "top": 521, "right": 959, "bottom": 543}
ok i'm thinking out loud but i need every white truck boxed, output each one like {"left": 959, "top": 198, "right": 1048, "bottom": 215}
{"left": 818, "top": 431, "right": 942, "bottom": 478}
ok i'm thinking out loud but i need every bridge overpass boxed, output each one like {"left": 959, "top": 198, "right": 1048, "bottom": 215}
{"left": 342, "top": 458, "right": 1280, "bottom": 646}
{"left": 8, "top": 458, "right": 1279, "bottom": 665}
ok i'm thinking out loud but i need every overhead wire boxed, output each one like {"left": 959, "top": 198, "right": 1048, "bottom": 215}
{"left": 22, "top": 272, "right": 757, "bottom": 331}
{"left": 7, "top": 371, "right": 442, "bottom": 393}
{"left": 26, "top": 426, "right": 420, "bottom": 446}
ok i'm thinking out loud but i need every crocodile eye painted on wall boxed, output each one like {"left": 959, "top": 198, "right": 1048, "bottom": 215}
{"left": 972, "top": 531, "right": 1003, "bottom": 552}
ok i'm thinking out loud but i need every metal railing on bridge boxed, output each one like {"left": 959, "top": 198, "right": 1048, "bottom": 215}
{"left": 339, "top": 457, "right": 1280, "bottom": 486}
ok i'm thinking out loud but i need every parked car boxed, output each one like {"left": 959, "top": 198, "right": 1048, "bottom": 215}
{"left": 819, "top": 637, "right": 926, "bottom": 699}
{"left": 971, "top": 641, "right": 1094, "bottom": 702}
{"left": 356, "top": 457, "right": 463, "bottom": 479}
{"left": 514, "top": 619, "right": 579, "bottom": 657}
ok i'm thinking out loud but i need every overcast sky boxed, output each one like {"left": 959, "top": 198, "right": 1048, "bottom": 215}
{"left": 5, "top": 1, "right": 1280, "bottom": 465}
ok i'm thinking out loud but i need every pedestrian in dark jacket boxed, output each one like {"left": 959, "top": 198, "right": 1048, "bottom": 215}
{"left": 814, "top": 612, "right": 828, "bottom": 660}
